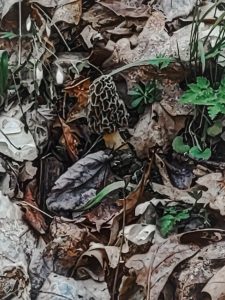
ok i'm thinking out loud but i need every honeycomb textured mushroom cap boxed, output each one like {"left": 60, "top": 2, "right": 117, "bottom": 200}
{"left": 87, "top": 75, "right": 129, "bottom": 134}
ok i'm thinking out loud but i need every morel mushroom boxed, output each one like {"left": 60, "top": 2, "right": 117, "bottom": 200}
{"left": 87, "top": 75, "right": 129, "bottom": 149}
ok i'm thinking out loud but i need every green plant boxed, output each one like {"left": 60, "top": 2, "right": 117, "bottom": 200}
{"left": 159, "top": 207, "right": 191, "bottom": 237}
{"left": 129, "top": 80, "right": 160, "bottom": 112}
{"left": 74, "top": 181, "right": 136, "bottom": 212}
{"left": 0, "top": 50, "right": 8, "bottom": 96}
{"left": 172, "top": 136, "right": 212, "bottom": 160}
{"left": 180, "top": 76, "right": 225, "bottom": 119}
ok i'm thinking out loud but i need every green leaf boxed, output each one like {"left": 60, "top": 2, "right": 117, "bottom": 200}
{"left": 0, "top": 32, "right": 18, "bottom": 39}
{"left": 148, "top": 55, "right": 173, "bottom": 69}
{"left": 198, "top": 40, "right": 206, "bottom": 73}
{"left": 207, "top": 105, "right": 225, "bottom": 120}
{"left": 131, "top": 96, "right": 144, "bottom": 108}
{"left": 172, "top": 136, "right": 190, "bottom": 154}
{"left": 189, "top": 146, "right": 211, "bottom": 160}
{"left": 74, "top": 181, "right": 136, "bottom": 212}
{"left": 175, "top": 210, "right": 190, "bottom": 222}
{"left": 207, "top": 121, "right": 223, "bottom": 137}
{"left": 0, "top": 50, "right": 8, "bottom": 96}
{"left": 159, "top": 215, "right": 176, "bottom": 237}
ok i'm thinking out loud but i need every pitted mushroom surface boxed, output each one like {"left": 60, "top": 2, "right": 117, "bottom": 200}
{"left": 87, "top": 75, "right": 129, "bottom": 133}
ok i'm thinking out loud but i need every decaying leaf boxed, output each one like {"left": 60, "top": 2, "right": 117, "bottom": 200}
{"left": 158, "top": 0, "right": 197, "bottom": 21}
{"left": 75, "top": 242, "right": 120, "bottom": 281}
{"left": 64, "top": 77, "right": 90, "bottom": 117}
{"left": 97, "top": 0, "right": 151, "bottom": 18}
{"left": 175, "top": 237, "right": 225, "bottom": 299}
{"left": 58, "top": 116, "right": 79, "bottom": 161}
{"left": 22, "top": 184, "right": 48, "bottom": 234}
{"left": 124, "top": 235, "right": 199, "bottom": 300}
{"left": 51, "top": 0, "right": 82, "bottom": 25}
{"left": 196, "top": 173, "right": 225, "bottom": 215}
{"left": 36, "top": 273, "right": 110, "bottom": 300}
{"left": 129, "top": 103, "right": 186, "bottom": 158}
{"left": 202, "top": 265, "right": 225, "bottom": 300}
{"left": 123, "top": 224, "right": 155, "bottom": 245}
{"left": 46, "top": 150, "right": 111, "bottom": 217}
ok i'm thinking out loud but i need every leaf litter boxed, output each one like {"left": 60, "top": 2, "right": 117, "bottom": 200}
{"left": 1, "top": 0, "right": 225, "bottom": 299}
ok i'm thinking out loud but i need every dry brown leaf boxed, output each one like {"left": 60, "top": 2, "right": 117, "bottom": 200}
{"left": 58, "top": 116, "right": 79, "bottom": 161}
{"left": 202, "top": 265, "right": 225, "bottom": 300}
{"left": 196, "top": 173, "right": 225, "bottom": 215}
{"left": 84, "top": 201, "right": 120, "bottom": 232}
{"left": 124, "top": 235, "right": 199, "bottom": 300}
{"left": 22, "top": 185, "right": 48, "bottom": 234}
{"left": 51, "top": 0, "right": 82, "bottom": 25}
{"left": 174, "top": 237, "right": 225, "bottom": 300}
{"left": 129, "top": 103, "right": 186, "bottom": 158}
{"left": 75, "top": 243, "right": 120, "bottom": 281}
{"left": 97, "top": 0, "right": 151, "bottom": 18}
{"left": 158, "top": 0, "right": 196, "bottom": 21}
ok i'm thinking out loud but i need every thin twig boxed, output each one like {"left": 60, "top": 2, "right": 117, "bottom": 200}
{"left": 18, "top": 0, "right": 22, "bottom": 67}
{"left": 18, "top": 201, "right": 53, "bottom": 219}
{"left": 112, "top": 181, "right": 127, "bottom": 300}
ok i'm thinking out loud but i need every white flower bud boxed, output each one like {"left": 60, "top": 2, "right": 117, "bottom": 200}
{"left": 26, "top": 15, "right": 32, "bottom": 32}
{"left": 56, "top": 66, "right": 64, "bottom": 84}
{"left": 36, "top": 63, "right": 43, "bottom": 81}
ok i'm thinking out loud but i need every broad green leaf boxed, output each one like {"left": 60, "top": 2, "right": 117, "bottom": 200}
{"left": 0, "top": 50, "right": 8, "bottom": 96}
{"left": 172, "top": 136, "right": 190, "bottom": 154}
{"left": 189, "top": 146, "right": 211, "bottom": 160}
{"left": 207, "top": 121, "right": 223, "bottom": 137}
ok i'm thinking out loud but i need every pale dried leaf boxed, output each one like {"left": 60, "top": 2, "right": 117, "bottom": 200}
{"left": 51, "top": 0, "right": 82, "bottom": 25}
{"left": 97, "top": 0, "right": 151, "bottom": 18}
{"left": 123, "top": 224, "right": 155, "bottom": 245}
{"left": 202, "top": 265, "right": 225, "bottom": 300}
{"left": 129, "top": 104, "right": 186, "bottom": 158}
{"left": 158, "top": 0, "right": 197, "bottom": 21}
{"left": 37, "top": 273, "right": 110, "bottom": 300}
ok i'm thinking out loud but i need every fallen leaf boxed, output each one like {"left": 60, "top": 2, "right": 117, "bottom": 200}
{"left": 58, "top": 115, "right": 79, "bottom": 161}
{"left": 46, "top": 150, "right": 111, "bottom": 217}
{"left": 175, "top": 237, "right": 225, "bottom": 300}
{"left": 123, "top": 224, "right": 155, "bottom": 245}
{"left": 75, "top": 243, "right": 120, "bottom": 281}
{"left": 124, "top": 235, "right": 199, "bottom": 300}
{"left": 158, "top": 0, "right": 197, "bottom": 21}
{"left": 97, "top": 0, "right": 151, "bottom": 18}
{"left": 129, "top": 103, "right": 186, "bottom": 158}
{"left": 196, "top": 173, "right": 225, "bottom": 215}
{"left": 51, "top": 0, "right": 82, "bottom": 25}
{"left": 202, "top": 265, "right": 225, "bottom": 300}
{"left": 22, "top": 184, "right": 48, "bottom": 234}
{"left": 36, "top": 273, "right": 110, "bottom": 300}
{"left": 64, "top": 77, "right": 90, "bottom": 118}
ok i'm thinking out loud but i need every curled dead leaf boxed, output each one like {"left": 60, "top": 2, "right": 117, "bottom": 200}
{"left": 58, "top": 116, "right": 79, "bottom": 161}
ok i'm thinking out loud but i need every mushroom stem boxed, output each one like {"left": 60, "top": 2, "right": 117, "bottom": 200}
{"left": 103, "top": 131, "right": 128, "bottom": 150}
